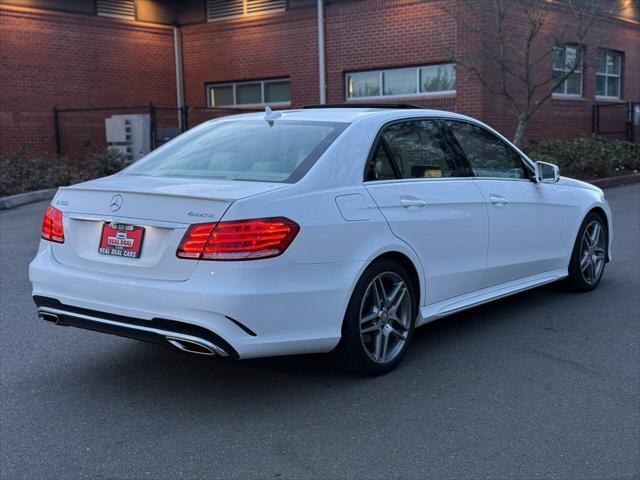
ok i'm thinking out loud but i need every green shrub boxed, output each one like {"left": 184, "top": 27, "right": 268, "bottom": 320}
{"left": 93, "top": 148, "right": 129, "bottom": 178}
{"left": 526, "top": 134, "right": 640, "bottom": 179}
{"left": 0, "top": 148, "right": 129, "bottom": 197}
{"left": 0, "top": 154, "right": 83, "bottom": 197}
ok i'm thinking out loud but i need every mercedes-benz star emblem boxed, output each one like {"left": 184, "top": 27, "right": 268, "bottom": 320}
{"left": 109, "top": 194, "right": 123, "bottom": 212}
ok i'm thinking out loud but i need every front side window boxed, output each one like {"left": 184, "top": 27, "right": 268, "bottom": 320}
{"left": 207, "top": 78, "right": 291, "bottom": 107}
{"left": 124, "top": 120, "right": 345, "bottom": 183}
{"left": 347, "top": 64, "right": 456, "bottom": 100}
{"left": 552, "top": 45, "right": 583, "bottom": 96}
{"left": 445, "top": 121, "right": 527, "bottom": 179}
{"left": 380, "top": 120, "right": 459, "bottom": 179}
{"left": 596, "top": 49, "right": 622, "bottom": 98}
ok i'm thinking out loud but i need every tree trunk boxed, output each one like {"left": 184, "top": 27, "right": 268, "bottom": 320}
{"left": 512, "top": 117, "right": 528, "bottom": 147}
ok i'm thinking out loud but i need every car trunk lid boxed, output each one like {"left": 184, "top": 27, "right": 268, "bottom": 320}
{"left": 50, "top": 175, "right": 286, "bottom": 281}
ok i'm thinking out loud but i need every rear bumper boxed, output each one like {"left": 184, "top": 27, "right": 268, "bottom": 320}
{"left": 29, "top": 243, "right": 365, "bottom": 359}
{"left": 34, "top": 296, "right": 236, "bottom": 357}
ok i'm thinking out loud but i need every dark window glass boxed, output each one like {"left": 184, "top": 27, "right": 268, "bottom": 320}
{"left": 211, "top": 86, "right": 234, "bottom": 107}
{"left": 383, "top": 69, "right": 417, "bottom": 96}
{"left": 347, "top": 72, "right": 381, "bottom": 98}
{"left": 445, "top": 121, "right": 526, "bottom": 179}
{"left": 366, "top": 143, "right": 397, "bottom": 181}
{"left": 420, "top": 64, "right": 456, "bottom": 93}
{"left": 126, "top": 121, "right": 341, "bottom": 183}
{"left": 382, "top": 120, "right": 458, "bottom": 179}
{"left": 265, "top": 81, "right": 291, "bottom": 103}
{"left": 236, "top": 83, "right": 262, "bottom": 105}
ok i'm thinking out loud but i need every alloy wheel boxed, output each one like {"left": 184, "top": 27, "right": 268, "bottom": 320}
{"left": 359, "top": 272, "right": 412, "bottom": 364}
{"left": 580, "top": 220, "right": 606, "bottom": 285}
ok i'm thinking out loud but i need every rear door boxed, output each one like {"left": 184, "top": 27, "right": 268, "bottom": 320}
{"left": 364, "top": 119, "right": 489, "bottom": 305}
{"left": 443, "top": 120, "right": 563, "bottom": 287}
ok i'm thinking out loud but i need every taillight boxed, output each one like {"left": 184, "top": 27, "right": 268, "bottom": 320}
{"left": 177, "top": 217, "right": 299, "bottom": 261}
{"left": 41, "top": 205, "right": 65, "bottom": 243}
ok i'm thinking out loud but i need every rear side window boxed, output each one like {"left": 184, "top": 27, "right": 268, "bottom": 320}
{"left": 445, "top": 121, "right": 527, "bottom": 179}
{"left": 124, "top": 120, "right": 347, "bottom": 183}
{"left": 381, "top": 120, "right": 459, "bottom": 179}
{"left": 366, "top": 143, "right": 398, "bottom": 181}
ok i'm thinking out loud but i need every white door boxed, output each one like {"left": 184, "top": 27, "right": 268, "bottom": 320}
{"left": 364, "top": 119, "right": 489, "bottom": 305}
{"left": 444, "top": 120, "right": 563, "bottom": 287}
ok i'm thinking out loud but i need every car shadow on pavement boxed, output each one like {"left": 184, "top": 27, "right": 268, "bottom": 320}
{"left": 34, "top": 281, "right": 571, "bottom": 405}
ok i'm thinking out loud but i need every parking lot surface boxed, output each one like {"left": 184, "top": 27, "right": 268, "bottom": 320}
{"left": 1, "top": 184, "right": 639, "bottom": 479}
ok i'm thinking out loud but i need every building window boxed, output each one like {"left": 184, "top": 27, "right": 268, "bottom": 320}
{"left": 552, "top": 45, "right": 583, "bottom": 96}
{"left": 207, "top": 79, "right": 291, "bottom": 107}
{"left": 346, "top": 64, "right": 456, "bottom": 100}
{"left": 97, "top": 0, "right": 135, "bottom": 19}
{"left": 596, "top": 50, "right": 622, "bottom": 99}
{"left": 207, "top": 0, "right": 286, "bottom": 21}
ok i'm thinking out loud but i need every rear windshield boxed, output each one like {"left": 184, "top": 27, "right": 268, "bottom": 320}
{"left": 124, "top": 120, "right": 347, "bottom": 183}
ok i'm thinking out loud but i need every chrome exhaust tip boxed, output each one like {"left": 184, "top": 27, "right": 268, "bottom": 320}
{"left": 166, "top": 337, "right": 218, "bottom": 356}
{"left": 39, "top": 312, "right": 60, "bottom": 324}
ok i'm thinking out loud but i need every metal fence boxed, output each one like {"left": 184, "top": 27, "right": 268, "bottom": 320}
{"left": 54, "top": 101, "right": 639, "bottom": 164}
{"left": 592, "top": 102, "right": 639, "bottom": 143}
{"left": 53, "top": 104, "right": 261, "bottom": 164}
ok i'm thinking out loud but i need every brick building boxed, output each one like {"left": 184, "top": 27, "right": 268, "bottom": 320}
{"left": 0, "top": 0, "right": 638, "bottom": 161}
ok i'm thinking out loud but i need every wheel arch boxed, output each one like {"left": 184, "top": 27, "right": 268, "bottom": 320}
{"left": 368, "top": 251, "right": 421, "bottom": 308}
{"left": 337, "top": 248, "right": 423, "bottom": 342}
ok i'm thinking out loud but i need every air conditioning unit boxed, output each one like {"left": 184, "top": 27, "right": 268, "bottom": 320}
{"left": 105, "top": 114, "right": 151, "bottom": 162}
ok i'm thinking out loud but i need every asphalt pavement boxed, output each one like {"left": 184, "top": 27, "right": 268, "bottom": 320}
{"left": 1, "top": 184, "right": 639, "bottom": 480}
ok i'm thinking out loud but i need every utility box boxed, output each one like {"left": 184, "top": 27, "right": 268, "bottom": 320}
{"left": 105, "top": 114, "right": 151, "bottom": 162}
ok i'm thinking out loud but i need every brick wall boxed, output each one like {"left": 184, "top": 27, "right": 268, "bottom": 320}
{"left": 181, "top": 7, "right": 319, "bottom": 114}
{"left": 180, "top": 0, "right": 462, "bottom": 114}
{"left": 180, "top": 0, "right": 638, "bottom": 144}
{"left": 324, "top": 0, "right": 459, "bottom": 112}
{"left": 0, "top": 6, "right": 176, "bottom": 160}
{"left": 476, "top": 5, "right": 640, "bottom": 143}
{"left": 1, "top": 0, "right": 638, "bottom": 163}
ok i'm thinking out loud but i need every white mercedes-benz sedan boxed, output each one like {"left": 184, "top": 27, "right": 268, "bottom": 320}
{"left": 29, "top": 105, "right": 612, "bottom": 375}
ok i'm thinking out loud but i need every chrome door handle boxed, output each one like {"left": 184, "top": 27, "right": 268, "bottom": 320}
{"left": 400, "top": 197, "right": 427, "bottom": 208}
{"left": 489, "top": 195, "right": 509, "bottom": 205}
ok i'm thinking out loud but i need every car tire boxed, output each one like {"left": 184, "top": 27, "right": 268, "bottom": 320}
{"left": 566, "top": 212, "right": 608, "bottom": 292}
{"left": 330, "top": 258, "right": 417, "bottom": 376}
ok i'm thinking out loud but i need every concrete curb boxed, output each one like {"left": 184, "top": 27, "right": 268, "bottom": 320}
{"left": 0, "top": 188, "right": 57, "bottom": 210}
{"left": 589, "top": 173, "right": 640, "bottom": 189}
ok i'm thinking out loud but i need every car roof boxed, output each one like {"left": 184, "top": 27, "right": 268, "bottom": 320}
{"left": 215, "top": 107, "right": 473, "bottom": 124}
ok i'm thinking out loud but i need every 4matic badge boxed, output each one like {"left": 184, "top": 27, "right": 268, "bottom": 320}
{"left": 188, "top": 211, "right": 216, "bottom": 218}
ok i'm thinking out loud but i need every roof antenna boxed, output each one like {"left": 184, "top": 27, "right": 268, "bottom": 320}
{"left": 264, "top": 106, "right": 282, "bottom": 126}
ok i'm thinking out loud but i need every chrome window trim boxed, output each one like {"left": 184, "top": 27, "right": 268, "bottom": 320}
{"left": 362, "top": 115, "right": 537, "bottom": 184}
{"left": 363, "top": 177, "right": 475, "bottom": 186}
{"left": 363, "top": 176, "right": 534, "bottom": 186}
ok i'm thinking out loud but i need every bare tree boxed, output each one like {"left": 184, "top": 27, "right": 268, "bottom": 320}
{"left": 447, "top": 0, "right": 608, "bottom": 146}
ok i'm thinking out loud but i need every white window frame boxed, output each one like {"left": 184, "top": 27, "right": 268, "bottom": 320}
{"left": 206, "top": 78, "right": 291, "bottom": 108}
{"left": 596, "top": 49, "right": 623, "bottom": 100}
{"left": 552, "top": 45, "right": 584, "bottom": 98}
{"left": 345, "top": 64, "right": 456, "bottom": 101}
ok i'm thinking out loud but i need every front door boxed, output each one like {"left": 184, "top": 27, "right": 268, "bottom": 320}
{"left": 444, "top": 120, "right": 563, "bottom": 287}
